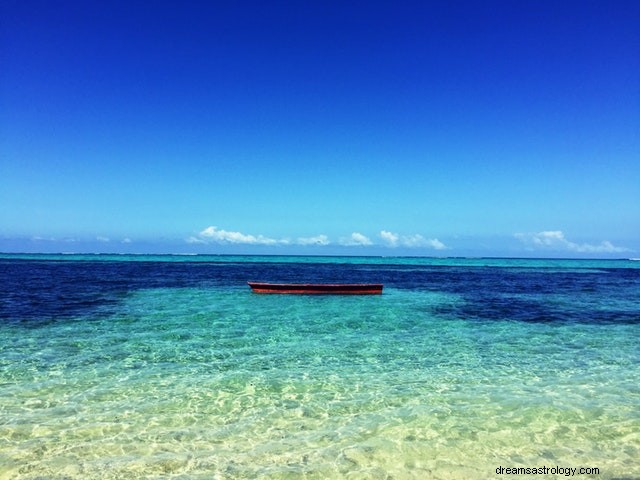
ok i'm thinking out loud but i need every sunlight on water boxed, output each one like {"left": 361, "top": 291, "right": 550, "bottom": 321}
{"left": 1, "top": 258, "right": 639, "bottom": 479}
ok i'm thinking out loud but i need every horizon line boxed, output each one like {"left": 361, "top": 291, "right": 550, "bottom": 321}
{"left": 0, "top": 252, "right": 637, "bottom": 262}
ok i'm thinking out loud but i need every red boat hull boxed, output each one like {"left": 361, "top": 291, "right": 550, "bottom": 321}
{"left": 248, "top": 282, "right": 383, "bottom": 295}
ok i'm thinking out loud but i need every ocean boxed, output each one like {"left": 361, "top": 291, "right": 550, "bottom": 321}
{"left": 1, "top": 254, "right": 638, "bottom": 479}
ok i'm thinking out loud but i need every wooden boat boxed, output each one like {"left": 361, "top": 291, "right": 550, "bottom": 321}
{"left": 247, "top": 282, "right": 383, "bottom": 295}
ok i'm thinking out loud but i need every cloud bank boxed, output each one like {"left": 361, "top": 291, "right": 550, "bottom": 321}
{"left": 380, "top": 230, "right": 447, "bottom": 250}
{"left": 515, "top": 230, "right": 629, "bottom": 253}
{"left": 339, "top": 232, "right": 373, "bottom": 246}
{"left": 189, "top": 226, "right": 447, "bottom": 250}
{"left": 189, "top": 226, "right": 286, "bottom": 245}
{"left": 296, "top": 235, "right": 330, "bottom": 246}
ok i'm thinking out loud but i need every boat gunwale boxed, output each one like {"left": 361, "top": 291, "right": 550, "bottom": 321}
{"left": 247, "top": 281, "right": 383, "bottom": 294}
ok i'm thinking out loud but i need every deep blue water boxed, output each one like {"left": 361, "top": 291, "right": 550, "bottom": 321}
{"left": 2, "top": 255, "right": 638, "bottom": 325}
{"left": 1, "top": 255, "right": 639, "bottom": 479}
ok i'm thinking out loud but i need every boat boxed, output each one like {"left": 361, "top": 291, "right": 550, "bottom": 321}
{"left": 247, "top": 282, "right": 383, "bottom": 295}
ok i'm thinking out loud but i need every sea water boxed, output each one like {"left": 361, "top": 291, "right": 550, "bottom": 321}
{"left": 0, "top": 255, "right": 638, "bottom": 479}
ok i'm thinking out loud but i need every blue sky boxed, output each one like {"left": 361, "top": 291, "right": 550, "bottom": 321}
{"left": 1, "top": 1, "right": 638, "bottom": 257}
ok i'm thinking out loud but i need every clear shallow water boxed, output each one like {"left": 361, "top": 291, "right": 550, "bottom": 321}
{"left": 1, "top": 255, "right": 639, "bottom": 479}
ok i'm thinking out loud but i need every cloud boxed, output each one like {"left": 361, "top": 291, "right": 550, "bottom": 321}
{"left": 515, "top": 231, "right": 629, "bottom": 253}
{"left": 424, "top": 238, "right": 447, "bottom": 250}
{"left": 402, "top": 234, "right": 447, "bottom": 249}
{"left": 188, "top": 226, "right": 448, "bottom": 250}
{"left": 380, "top": 230, "right": 399, "bottom": 247}
{"left": 190, "top": 226, "right": 284, "bottom": 245}
{"left": 379, "top": 231, "right": 447, "bottom": 250}
{"left": 339, "top": 232, "right": 373, "bottom": 246}
{"left": 96, "top": 236, "right": 110, "bottom": 243}
{"left": 296, "top": 235, "right": 330, "bottom": 246}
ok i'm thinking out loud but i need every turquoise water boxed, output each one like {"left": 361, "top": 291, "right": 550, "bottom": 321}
{"left": 1, "top": 256, "right": 639, "bottom": 479}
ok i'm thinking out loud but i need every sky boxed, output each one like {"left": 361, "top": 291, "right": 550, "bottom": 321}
{"left": 1, "top": 0, "right": 639, "bottom": 257}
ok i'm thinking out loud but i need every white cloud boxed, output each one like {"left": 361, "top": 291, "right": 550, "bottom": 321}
{"left": 515, "top": 231, "right": 629, "bottom": 253}
{"left": 186, "top": 236, "right": 206, "bottom": 244}
{"left": 193, "top": 226, "right": 283, "bottom": 245}
{"left": 402, "top": 234, "right": 445, "bottom": 249}
{"left": 400, "top": 234, "right": 424, "bottom": 247}
{"left": 379, "top": 231, "right": 447, "bottom": 250}
{"left": 424, "top": 238, "right": 448, "bottom": 250}
{"left": 121, "top": 238, "right": 132, "bottom": 244}
{"left": 189, "top": 226, "right": 449, "bottom": 250}
{"left": 380, "top": 230, "right": 399, "bottom": 247}
{"left": 296, "top": 235, "right": 330, "bottom": 246}
{"left": 30, "top": 236, "right": 82, "bottom": 243}
{"left": 340, "top": 232, "right": 373, "bottom": 246}
{"left": 96, "top": 236, "right": 110, "bottom": 243}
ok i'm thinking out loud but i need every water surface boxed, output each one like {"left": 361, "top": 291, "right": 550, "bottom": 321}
{"left": 1, "top": 255, "right": 638, "bottom": 479}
